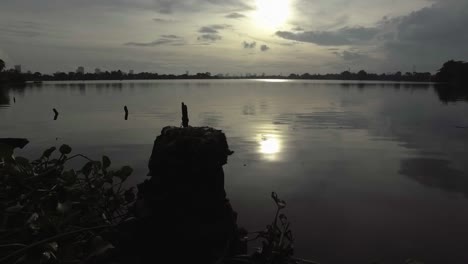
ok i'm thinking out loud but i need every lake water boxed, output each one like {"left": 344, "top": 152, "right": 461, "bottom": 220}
{"left": 1, "top": 80, "right": 468, "bottom": 263}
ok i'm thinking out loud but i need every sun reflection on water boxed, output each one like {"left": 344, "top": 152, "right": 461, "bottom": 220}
{"left": 258, "top": 134, "right": 281, "bottom": 160}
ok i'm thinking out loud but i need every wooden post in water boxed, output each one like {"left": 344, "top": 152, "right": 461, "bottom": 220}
{"left": 124, "top": 106, "right": 128, "bottom": 120}
{"left": 181, "top": 102, "right": 189, "bottom": 128}
{"left": 53, "top": 108, "right": 59, "bottom": 120}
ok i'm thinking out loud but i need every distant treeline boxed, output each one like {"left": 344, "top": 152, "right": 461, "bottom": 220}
{"left": 1, "top": 59, "right": 467, "bottom": 84}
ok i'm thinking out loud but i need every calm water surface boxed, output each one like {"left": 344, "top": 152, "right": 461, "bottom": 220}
{"left": 1, "top": 80, "right": 468, "bottom": 263}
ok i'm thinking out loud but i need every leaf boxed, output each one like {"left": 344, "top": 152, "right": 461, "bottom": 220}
{"left": 93, "top": 161, "right": 102, "bottom": 171}
{"left": 115, "top": 166, "right": 133, "bottom": 181}
{"left": 104, "top": 175, "right": 113, "bottom": 184}
{"left": 42, "top": 147, "right": 56, "bottom": 159}
{"left": 62, "top": 170, "right": 77, "bottom": 185}
{"left": 15, "top": 156, "right": 33, "bottom": 172}
{"left": 57, "top": 200, "right": 72, "bottom": 214}
{"left": 81, "top": 161, "right": 93, "bottom": 177}
{"left": 124, "top": 188, "right": 135, "bottom": 203}
{"left": 59, "top": 144, "right": 72, "bottom": 155}
{"left": 0, "top": 143, "right": 14, "bottom": 160}
{"left": 102, "top": 156, "right": 111, "bottom": 169}
{"left": 94, "top": 179, "right": 104, "bottom": 188}
{"left": 6, "top": 203, "right": 24, "bottom": 213}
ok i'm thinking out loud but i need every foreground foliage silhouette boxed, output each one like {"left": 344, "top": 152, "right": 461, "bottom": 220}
{"left": 0, "top": 143, "right": 135, "bottom": 263}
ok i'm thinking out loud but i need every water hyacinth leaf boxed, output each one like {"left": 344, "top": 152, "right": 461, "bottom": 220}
{"left": 116, "top": 166, "right": 133, "bottom": 181}
{"left": 104, "top": 174, "right": 113, "bottom": 184}
{"left": 6, "top": 203, "right": 23, "bottom": 213}
{"left": 93, "top": 161, "right": 102, "bottom": 171}
{"left": 124, "top": 188, "right": 135, "bottom": 203}
{"left": 102, "top": 155, "right": 111, "bottom": 169}
{"left": 15, "top": 156, "right": 33, "bottom": 172}
{"left": 81, "top": 161, "right": 94, "bottom": 177}
{"left": 42, "top": 147, "right": 56, "bottom": 158}
{"left": 47, "top": 242, "right": 58, "bottom": 252}
{"left": 59, "top": 144, "right": 72, "bottom": 155}
{"left": 94, "top": 179, "right": 104, "bottom": 188}
{"left": 57, "top": 200, "right": 72, "bottom": 214}
{"left": 0, "top": 143, "right": 14, "bottom": 159}
{"left": 62, "top": 170, "right": 77, "bottom": 185}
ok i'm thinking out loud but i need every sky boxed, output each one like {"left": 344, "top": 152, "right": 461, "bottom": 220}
{"left": 0, "top": 0, "right": 467, "bottom": 75}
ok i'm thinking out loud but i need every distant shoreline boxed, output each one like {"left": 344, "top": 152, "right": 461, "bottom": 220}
{"left": 27, "top": 78, "right": 440, "bottom": 84}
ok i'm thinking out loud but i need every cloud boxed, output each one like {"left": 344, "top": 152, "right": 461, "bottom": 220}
{"left": 260, "top": 44, "right": 270, "bottom": 52}
{"left": 152, "top": 17, "right": 174, "bottom": 23}
{"left": 125, "top": 35, "right": 185, "bottom": 47}
{"left": 366, "top": 0, "right": 468, "bottom": 71}
{"left": 276, "top": 26, "right": 379, "bottom": 46}
{"left": 243, "top": 41, "right": 256, "bottom": 48}
{"left": 151, "top": 0, "right": 251, "bottom": 14}
{"left": 197, "top": 24, "right": 231, "bottom": 43}
{"left": 333, "top": 50, "right": 368, "bottom": 61}
{"left": 198, "top": 34, "right": 222, "bottom": 42}
{"left": 199, "top": 26, "right": 218, "bottom": 33}
{"left": 291, "top": 26, "right": 304, "bottom": 31}
{"left": 226, "top": 12, "right": 246, "bottom": 19}
{"left": 0, "top": 21, "right": 45, "bottom": 38}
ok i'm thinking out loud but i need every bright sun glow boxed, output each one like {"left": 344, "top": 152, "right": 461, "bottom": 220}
{"left": 259, "top": 136, "right": 281, "bottom": 155}
{"left": 254, "top": 0, "right": 290, "bottom": 29}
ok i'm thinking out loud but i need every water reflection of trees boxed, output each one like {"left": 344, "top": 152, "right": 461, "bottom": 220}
{"left": 399, "top": 158, "right": 468, "bottom": 197}
{"left": 0, "top": 87, "right": 10, "bottom": 106}
{"left": 435, "top": 85, "right": 468, "bottom": 103}
{"left": 0, "top": 84, "right": 29, "bottom": 107}
{"left": 338, "top": 82, "right": 468, "bottom": 103}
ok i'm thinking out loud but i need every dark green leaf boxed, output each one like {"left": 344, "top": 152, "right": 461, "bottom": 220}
{"left": 124, "top": 188, "right": 135, "bottom": 203}
{"left": 93, "top": 161, "right": 102, "bottom": 171}
{"left": 42, "top": 147, "right": 56, "bottom": 159}
{"left": 0, "top": 143, "right": 14, "bottom": 160}
{"left": 116, "top": 166, "right": 133, "bottom": 181}
{"left": 94, "top": 179, "right": 104, "bottom": 188}
{"left": 81, "top": 161, "right": 93, "bottom": 177}
{"left": 59, "top": 144, "right": 72, "bottom": 155}
{"left": 62, "top": 170, "right": 77, "bottom": 185}
{"left": 15, "top": 156, "right": 32, "bottom": 172}
{"left": 104, "top": 175, "right": 113, "bottom": 184}
{"left": 102, "top": 156, "right": 111, "bottom": 169}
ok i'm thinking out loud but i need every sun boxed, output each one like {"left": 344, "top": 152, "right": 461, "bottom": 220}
{"left": 254, "top": 0, "right": 290, "bottom": 29}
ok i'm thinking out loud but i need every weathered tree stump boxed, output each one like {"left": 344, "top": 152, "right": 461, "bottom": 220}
{"left": 116, "top": 126, "right": 242, "bottom": 263}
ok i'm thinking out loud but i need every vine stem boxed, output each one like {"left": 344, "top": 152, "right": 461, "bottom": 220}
{"left": 0, "top": 225, "right": 113, "bottom": 263}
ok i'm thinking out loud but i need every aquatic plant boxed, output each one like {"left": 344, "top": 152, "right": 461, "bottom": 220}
{"left": 227, "top": 192, "right": 320, "bottom": 264}
{"left": 0, "top": 144, "right": 135, "bottom": 263}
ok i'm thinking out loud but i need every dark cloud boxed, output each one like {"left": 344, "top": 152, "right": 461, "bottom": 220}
{"left": 380, "top": 0, "right": 468, "bottom": 71}
{"left": 199, "top": 26, "right": 218, "bottom": 33}
{"left": 197, "top": 34, "right": 222, "bottom": 42}
{"left": 276, "top": 26, "right": 379, "bottom": 46}
{"left": 125, "top": 35, "right": 185, "bottom": 47}
{"left": 260, "top": 44, "right": 270, "bottom": 52}
{"left": 226, "top": 12, "right": 246, "bottom": 19}
{"left": 243, "top": 41, "right": 256, "bottom": 49}
{"left": 197, "top": 24, "right": 231, "bottom": 43}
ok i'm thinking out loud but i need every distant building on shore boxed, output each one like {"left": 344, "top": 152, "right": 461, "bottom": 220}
{"left": 14, "top": 65, "right": 22, "bottom": 73}
{"left": 95, "top": 68, "right": 101, "bottom": 74}
{"left": 129, "top": 70, "right": 134, "bottom": 75}
{"left": 76, "top": 66, "right": 84, "bottom": 74}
